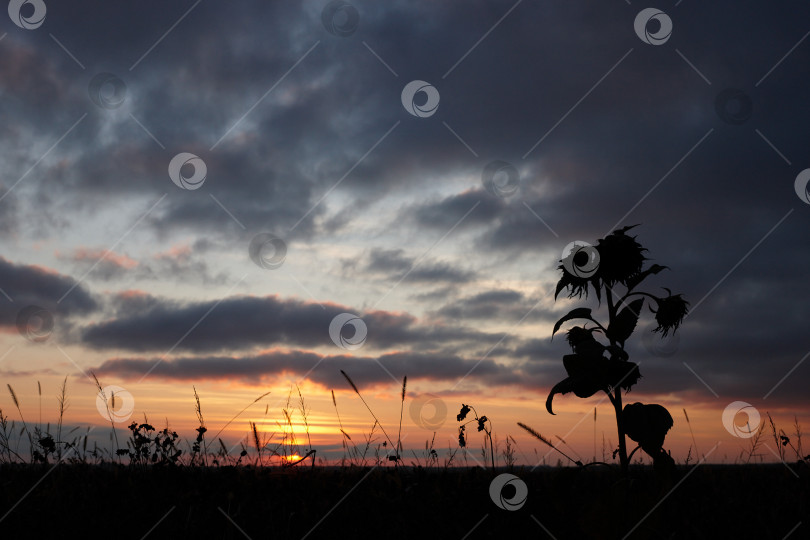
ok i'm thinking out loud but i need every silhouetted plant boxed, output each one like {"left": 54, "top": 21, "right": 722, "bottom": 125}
{"left": 121, "top": 420, "right": 182, "bottom": 466}
{"left": 191, "top": 386, "right": 208, "bottom": 466}
{"left": 457, "top": 403, "right": 494, "bottom": 470}
{"left": 340, "top": 370, "right": 401, "bottom": 464}
{"left": 547, "top": 225, "right": 688, "bottom": 473}
{"left": 517, "top": 422, "right": 583, "bottom": 467}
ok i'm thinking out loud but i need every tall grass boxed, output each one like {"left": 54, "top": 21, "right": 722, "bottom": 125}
{"left": 91, "top": 372, "right": 121, "bottom": 461}
{"left": 518, "top": 422, "right": 583, "bottom": 467}
{"left": 340, "top": 370, "right": 397, "bottom": 456}
{"left": 56, "top": 377, "right": 68, "bottom": 460}
{"left": 3, "top": 375, "right": 805, "bottom": 470}
{"left": 684, "top": 408, "right": 700, "bottom": 463}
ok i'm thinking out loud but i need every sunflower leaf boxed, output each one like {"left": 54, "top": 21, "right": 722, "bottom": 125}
{"left": 626, "top": 264, "right": 669, "bottom": 292}
{"left": 621, "top": 402, "right": 673, "bottom": 456}
{"left": 552, "top": 308, "right": 594, "bottom": 339}
{"left": 546, "top": 377, "right": 575, "bottom": 415}
{"left": 607, "top": 298, "right": 644, "bottom": 344}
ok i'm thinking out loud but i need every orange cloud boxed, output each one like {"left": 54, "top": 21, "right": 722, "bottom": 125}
{"left": 154, "top": 245, "right": 192, "bottom": 260}
{"left": 65, "top": 248, "right": 138, "bottom": 269}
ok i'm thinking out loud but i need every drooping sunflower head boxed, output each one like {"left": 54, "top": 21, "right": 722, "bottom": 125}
{"left": 651, "top": 288, "right": 689, "bottom": 337}
{"left": 595, "top": 225, "right": 647, "bottom": 286}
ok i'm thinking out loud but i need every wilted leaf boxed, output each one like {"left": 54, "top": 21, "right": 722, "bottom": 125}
{"left": 546, "top": 378, "right": 575, "bottom": 415}
{"left": 622, "top": 402, "right": 673, "bottom": 456}
{"left": 607, "top": 298, "right": 644, "bottom": 344}
{"left": 562, "top": 353, "right": 600, "bottom": 378}
{"left": 608, "top": 361, "right": 641, "bottom": 391}
{"left": 545, "top": 370, "right": 604, "bottom": 415}
{"left": 552, "top": 308, "right": 594, "bottom": 339}
{"left": 625, "top": 264, "right": 668, "bottom": 291}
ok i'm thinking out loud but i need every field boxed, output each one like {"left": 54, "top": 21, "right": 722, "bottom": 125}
{"left": 0, "top": 463, "right": 807, "bottom": 539}
{"left": 1, "top": 379, "right": 808, "bottom": 539}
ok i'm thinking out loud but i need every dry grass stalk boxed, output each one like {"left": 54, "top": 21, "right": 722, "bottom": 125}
{"left": 396, "top": 376, "right": 407, "bottom": 461}
{"left": 210, "top": 390, "right": 271, "bottom": 441}
{"left": 518, "top": 422, "right": 581, "bottom": 466}
{"left": 57, "top": 377, "right": 68, "bottom": 460}
{"left": 252, "top": 421, "right": 262, "bottom": 465}
{"left": 684, "top": 408, "right": 701, "bottom": 461}
{"left": 90, "top": 372, "right": 120, "bottom": 460}
{"left": 340, "top": 370, "right": 396, "bottom": 451}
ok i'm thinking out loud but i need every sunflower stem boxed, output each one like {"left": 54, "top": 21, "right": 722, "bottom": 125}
{"left": 606, "top": 283, "right": 629, "bottom": 474}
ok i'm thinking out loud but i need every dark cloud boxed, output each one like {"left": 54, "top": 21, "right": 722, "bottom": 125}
{"left": 405, "top": 190, "right": 505, "bottom": 231}
{"left": 364, "top": 248, "right": 476, "bottom": 284}
{"left": 430, "top": 288, "right": 550, "bottom": 323}
{"left": 90, "top": 349, "right": 519, "bottom": 390}
{"left": 80, "top": 292, "right": 502, "bottom": 354}
{"left": 4, "top": 0, "right": 808, "bottom": 256}
{"left": 0, "top": 0, "right": 808, "bottom": 416}
{"left": 0, "top": 257, "right": 98, "bottom": 329}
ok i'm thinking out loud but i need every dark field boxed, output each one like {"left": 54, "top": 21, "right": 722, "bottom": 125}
{"left": 0, "top": 464, "right": 807, "bottom": 539}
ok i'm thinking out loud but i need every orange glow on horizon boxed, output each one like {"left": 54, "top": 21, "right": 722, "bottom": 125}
{"left": 1, "top": 369, "right": 807, "bottom": 466}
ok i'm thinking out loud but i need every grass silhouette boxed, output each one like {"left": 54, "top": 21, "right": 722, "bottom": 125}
{"left": 2, "top": 376, "right": 809, "bottom": 470}
{"left": 0, "top": 375, "right": 808, "bottom": 539}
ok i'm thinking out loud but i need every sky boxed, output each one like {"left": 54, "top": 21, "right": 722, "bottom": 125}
{"left": 1, "top": 0, "right": 810, "bottom": 466}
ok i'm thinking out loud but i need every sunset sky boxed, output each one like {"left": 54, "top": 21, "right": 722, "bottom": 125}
{"left": 1, "top": 0, "right": 810, "bottom": 466}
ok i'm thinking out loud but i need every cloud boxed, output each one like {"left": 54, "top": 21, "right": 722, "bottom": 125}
{"left": 0, "top": 0, "right": 809, "bottom": 417}
{"left": 79, "top": 292, "right": 503, "bottom": 354}
{"left": 364, "top": 248, "right": 476, "bottom": 284}
{"left": 54, "top": 245, "right": 229, "bottom": 285}
{"left": 430, "top": 288, "right": 550, "bottom": 323}
{"left": 90, "top": 348, "right": 519, "bottom": 390}
{"left": 56, "top": 247, "right": 138, "bottom": 281}
{"left": 405, "top": 190, "right": 506, "bottom": 231}
{"left": 0, "top": 257, "right": 98, "bottom": 330}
